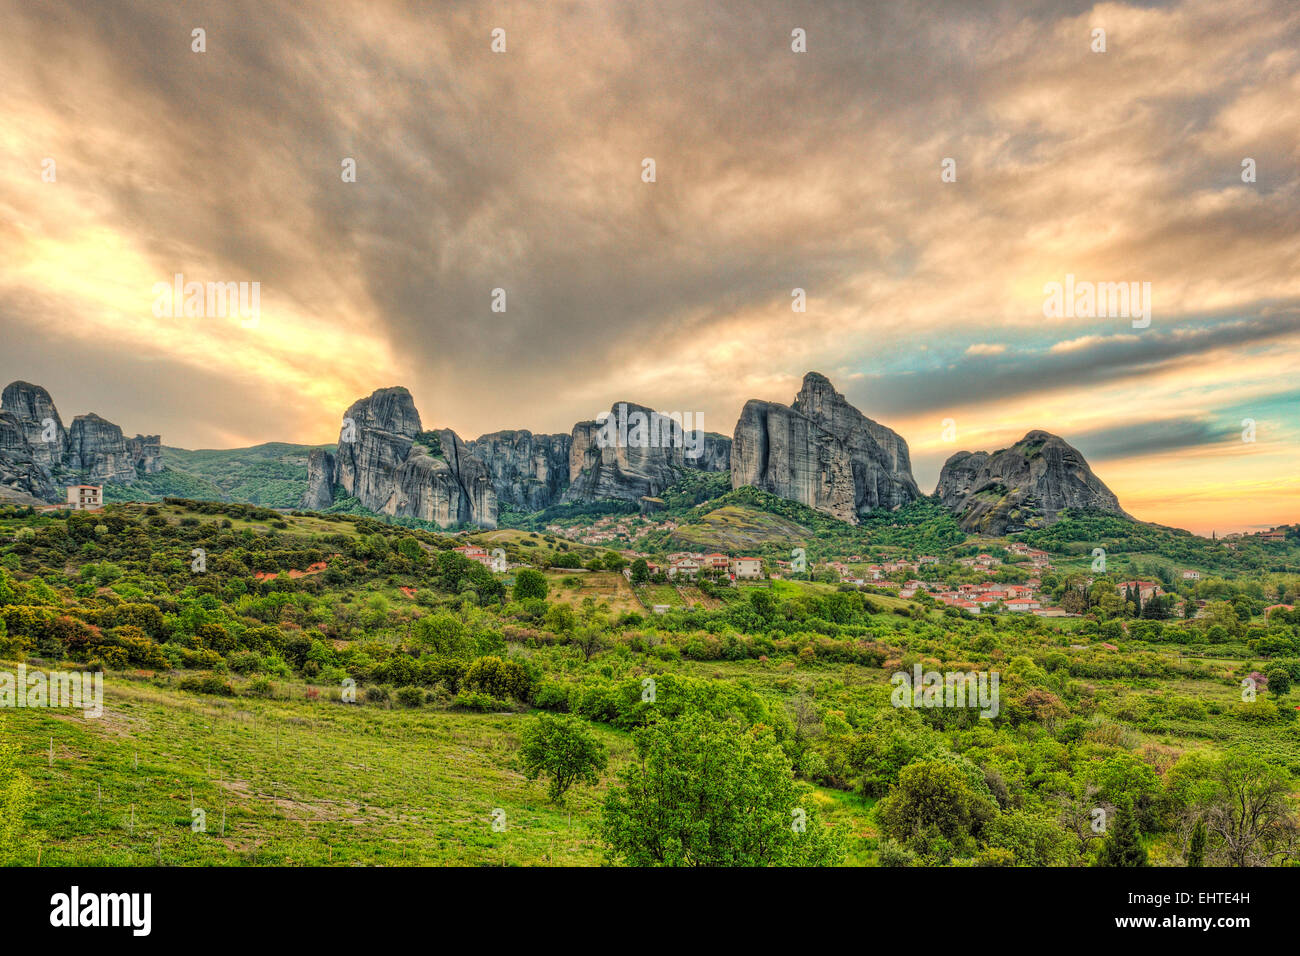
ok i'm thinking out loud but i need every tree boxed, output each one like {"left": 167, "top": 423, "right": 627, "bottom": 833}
{"left": 1205, "top": 750, "right": 1298, "bottom": 866}
{"left": 877, "top": 760, "right": 996, "bottom": 857}
{"left": 513, "top": 568, "right": 548, "bottom": 601}
{"left": 1096, "top": 797, "right": 1148, "bottom": 867}
{"left": 519, "top": 714, "right": 608, "bottom": 804}
{"left": 629, "top": 558, "right": 649, "bottom": 585}
{"left": 569, "top": 624, "right": 607, "bottom": 662}
{"left": 1264, "top": 665, "right": 1291, "bottom": 696}
{"left": 1187, "top": 818, "right": 1206, "bottom": 867}
{"left": 600, "top": 712, "right": 843, "bottom": 866}
{"left": 413, "top": 612, "right": 472, "bottom": 657}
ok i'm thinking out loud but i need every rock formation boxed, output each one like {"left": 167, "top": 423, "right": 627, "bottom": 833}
{"left": 0, "top": 381, "right": 162, "bottom": 501}
{"left": 936, "top": 430, "right": 1128, "bottom": 534}
{"left": 0, "top": 381, "right": 65, "bottom": 467}
{"left": 465, "top": 430, "right": 572, "bottom": 512}
{"left": 731, "top": 372, "right": 919, "bottom": 523}
{"left": 302, "top": 387, "right": 497, "bottom": 528}
{"left": 66, "top": 414, "right": 138, "bottom": 483}
{"left": 563, "top": 402, "right": 731, "bottom": 504}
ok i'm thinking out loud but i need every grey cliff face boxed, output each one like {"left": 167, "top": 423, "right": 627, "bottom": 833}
{"left": 0, "top": 381, "right": 65, "bottom": 467}
{"left": 465, "top": 430, "right": 572, "bottom": 512}
{"left": 0, "top": 412, "right": 58, "bottom": 501}
{"left": 301, "top": 448, "right": 336, "bottom": 510}
{"left": 935, "top": 430, "right": 1128, "bottom": 534}
{"left": 303, "top": 387, "right": 497, "bottom": 528}
{"left": 731, "top": 372, "right": 919, "bottom": 523}
{"left": 562, "top": 402, "right": 731, "bottom": 504}
{"left": 126, "top": 435, "right": 163, "bottom": 474}
{"left": 0, "top": 382, "right": 161, "bottom": 501}
{"left": 67, "top": 414, "right": 137, "bottom": 483}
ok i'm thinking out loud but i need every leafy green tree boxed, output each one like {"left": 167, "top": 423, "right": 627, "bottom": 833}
{"left": 519, "top": 714, "right": 607, "bottom": 804}
{"left": 630, "top": 558, "right": 649, "bottom": 585}
{"left": 544, "top": 603, "right": 575, "bottom": 634}
{"left": 1264, "top": 665, "right": 1291, "bottom": 696}
{"left": 600, "top": 713, "right": 843, "bottom": 866}
{"left": 1097, "top": 797, "right": 1148, "bottom": 867}
{"left": 413, "top": 612, "right": 473, "bottom": 657}
{"left": 1205, "top": 750, "right": 1298, "bottom": 866}
{"left": 877, "top": 760, "right": 996, "bottom": 857}
{"left": 1187, "top": 818, "right": 1206, "bottom": 867}
{"left": 983, "top": 809, "right": 1076, "bottom": 866}
{"left": 513, "top": 568, "right": 548, "bottom": 601}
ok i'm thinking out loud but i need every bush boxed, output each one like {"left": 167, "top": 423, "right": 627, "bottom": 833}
{"left": 513, "top": 569, "right": 548, "bottom": 601}
{"left": 396, "top": 685, "right": 424, "bottom": 708}
{"left": 178, "top": 674, "right": 235, "bottom": 696}
{"left": 454, "top": 689, "right": 511, "bottom": 712}
{"left": 463, "top": 656, "right": 532, "bottom": 701}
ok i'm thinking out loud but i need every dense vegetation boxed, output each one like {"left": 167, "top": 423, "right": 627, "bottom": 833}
{"left": 0, "top": 497, "right": 1297, "bottom": 867}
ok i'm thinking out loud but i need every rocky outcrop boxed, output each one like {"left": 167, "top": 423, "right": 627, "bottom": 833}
{"left": 0, "top": 412, "right": 58, "bottom": 501}
{"left": 301, "top": 387, "right": 497, "bottom": 528}
{"left": 465, "top": 430, "right": 572, "bottom": 512}
{"left": 126, "top": 435, "right": 163, "bottom": 474}
{"left": 0, "top": 382, "right": 65, "bottom": 467}
{"left": 301, "top": 448, "right": 336, "bottom": 510}
{"left": 563, "top": 402, "right": 731, "bottom": 504}
{"left": 731, "top": 372, "right": 919, "bottom": 523}
{"left": 936, "top": 430, "right": 1128, "bottom": 534}
{"left": 0, "top": 382, "right": 161, "bottom": 501}
{"left": 66, "top": 414, "right": 137, "bottom": 483}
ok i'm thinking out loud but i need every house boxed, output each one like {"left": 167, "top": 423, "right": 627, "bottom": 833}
{"left": 704, "top": 553, "right": 731, "bottom": 571}
{"left": 1006, "top": 598, "right": 1041, "bottom": 612}
{"left": 668, "top": 558, "right": 700, "bottom": 578}
{"left": 1118, "top": 580, "right": 1163, "bottom": 603}
{"left": 1259, "top": 530, "right": 1286, "bottom": 541}
{"left": 730, "top": 557, "right": 764, "bottom": 580}
{"left": 65, "top": 485, "right": 102, "bottom": 511}
{"left": 454, "top": 545, "right": 502, "bottom": 571}
{"left": 1181, "top": 569, "right": 1201, "bottom": 581}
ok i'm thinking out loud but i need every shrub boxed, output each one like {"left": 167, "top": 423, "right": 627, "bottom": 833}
{"left": 463, "top": 656, "right": 532, "bottom": 701}
{"left": 454, "top": 689, "right": 510, "bottom": 712}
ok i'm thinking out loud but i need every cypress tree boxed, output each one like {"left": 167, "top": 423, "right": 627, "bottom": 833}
{"left": 1187, "top": 819, "right": 1206, "bottom": 867}
{"left": 1097, "top": 797, "right": 1149, "bottom": 867}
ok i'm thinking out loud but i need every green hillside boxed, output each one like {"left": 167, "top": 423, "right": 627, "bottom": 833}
{"left": 160, "top": 442, "right": 329, "bottom": 508}
{"left": 1, "top": 498, "right": 1298, "bottom": 868}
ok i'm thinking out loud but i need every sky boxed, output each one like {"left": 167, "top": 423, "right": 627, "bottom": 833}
{"left": 1, "top": 0, "right": 1297, "bottom": 536}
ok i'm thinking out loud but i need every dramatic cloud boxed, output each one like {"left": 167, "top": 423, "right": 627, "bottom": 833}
{"left": 1, "top": 0, "right": 1297, "bottom": 532}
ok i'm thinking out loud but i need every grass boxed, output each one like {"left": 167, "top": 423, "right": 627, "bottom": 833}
{"left": 664, "top": 504, "right": 811, "bottom": 552}
{"left": 543, "top": 571, "right": 643, "bottom": 615}
{"left": 2, "top": 670, "right": 621, "bottom": 866}
{"left": 1, "top": 666, "right": 879, "bottom": 866}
